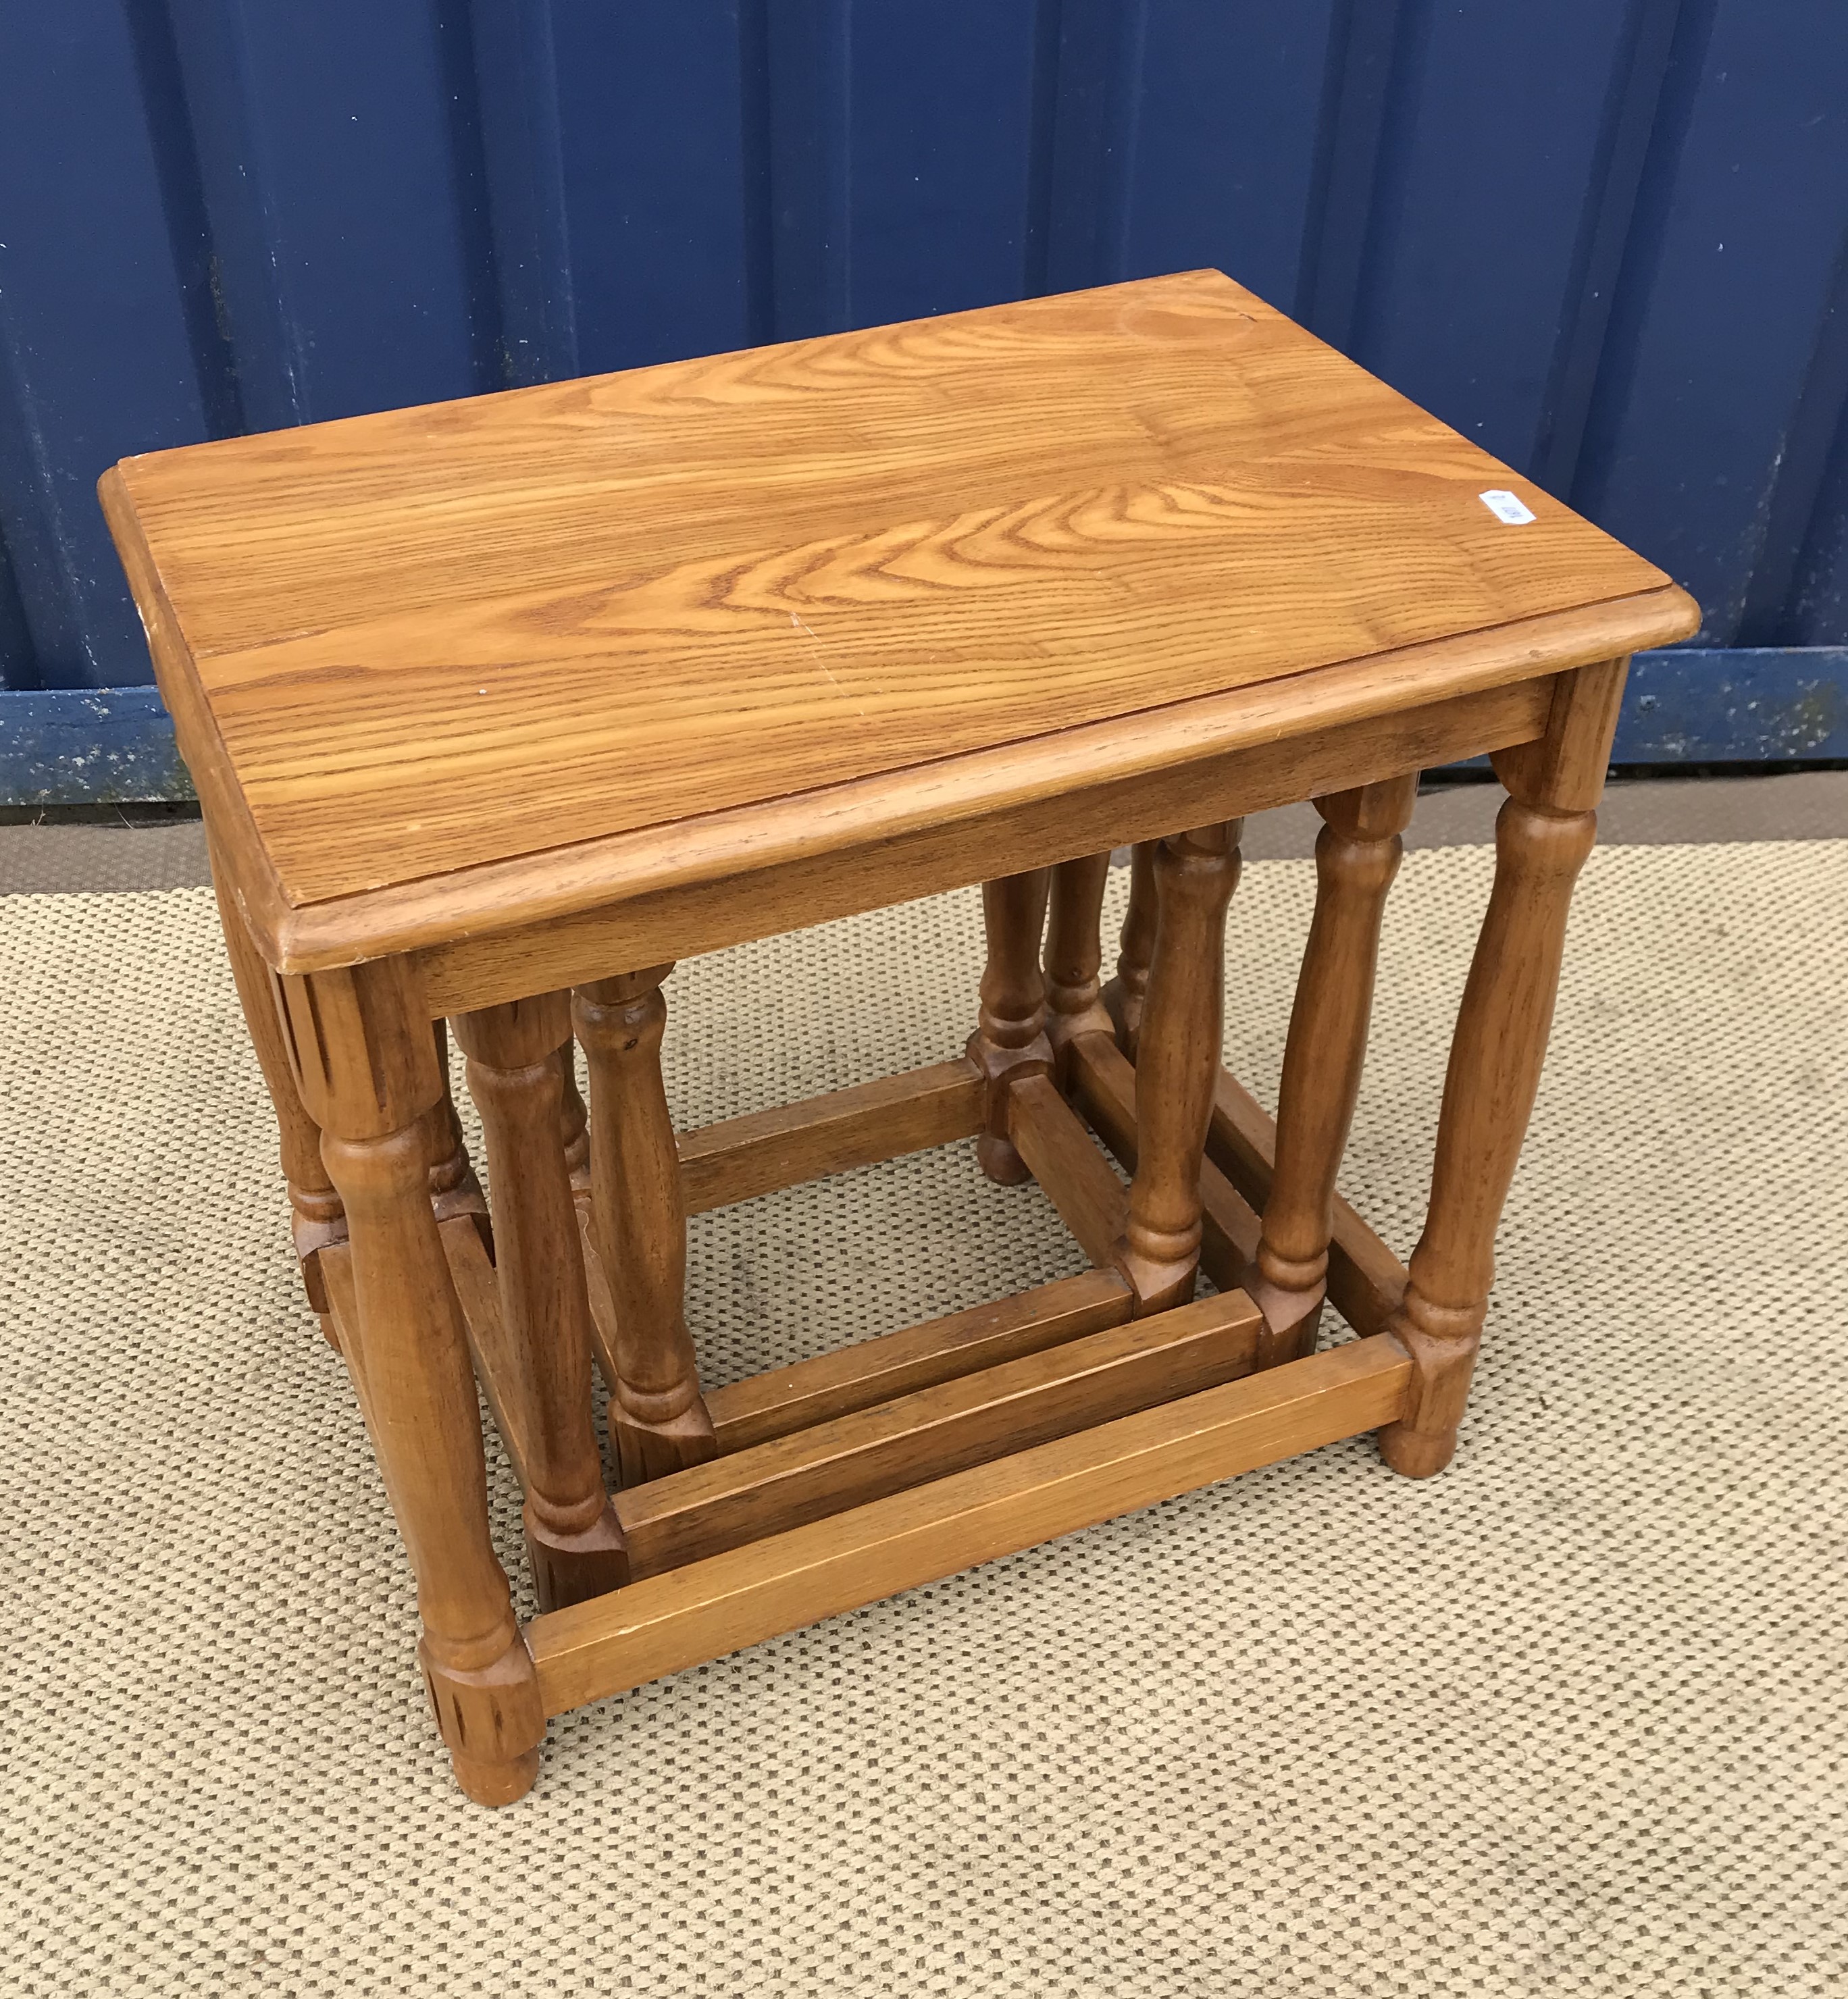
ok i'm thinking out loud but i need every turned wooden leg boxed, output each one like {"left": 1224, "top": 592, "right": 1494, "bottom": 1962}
{"left": 573, "top": 966, "right": 717, "bottom": 1484}
{"left": 278, "top": 956, "right": 544, "bottom": 1806}
{"left": 559, "top": 1045, "right": 591, "bottom": 1206}
{"left": 1043, "top": 852, "right": 1114, "bottom": 1087}
{"left": 421, "top": 1018, "right": 493, "bottom": 1258}
{"left": 967, "top": 868, "right": 1053, "bottom": 1184}
{"left": 1114, "top": 823, "right": 1242, "bottom": 1314}
{"left": 1248, "top": 773, "right": 1418, "bottom": 1368}
{"left": 1102, "top": 841, "right": 1158, "bottom": 1056}
{"left": 1379, "top": 659, "right": 1626, "bottom": 1477}
{"left": 455, "top": 993, "right": 627, "bottom": 1609}
{"left": 205, "top": 823, "right": 346, "bottom": 1330}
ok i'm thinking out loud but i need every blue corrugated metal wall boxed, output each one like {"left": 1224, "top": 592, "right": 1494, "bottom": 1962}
{"left": 3, "top": 1, "right": 1847, "bottom": 798}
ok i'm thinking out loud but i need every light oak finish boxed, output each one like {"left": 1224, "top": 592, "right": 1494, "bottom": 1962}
{"left": 528, "top": 1334, "right": 1412, "bottom": 1716}
{"left": 969, "top": 868, "right": 1053, "bottom": 1183}
{"left": 679, "top": 1058, "right": 984, "bottom": 1214}
{"left": 1006, "top": 1072, "right": 1129, "bottom": 1267}
{"left": 1491, "top": 653, "right": 1633, "bottom": 813}
{"left": 615, "top": 1289, "right": 1264, "bottom": 1576}
{"left": 1379, "top": 658, "right": 1624, "bottom": 1476}
{"left": 1069, "top": 1030, "right": 1262, "bottom": 1297}
{"left": 1206, "top": 1070, "right": 1409, "bottom": 1336}
{"left": 1116, "top": 823, "right": 1243, "bottom": 1312}
{"left": 105, "top": 271, "right": 1683, "bottom": 935}
{"left": 703, "top": 1270, "right": 1134, "bottom": 1452}
{"left": 453, "top": 993, "right": 627, "bottom": 1607}
{"left": 1246, "top": 775, "right": 1418, "bottom": 1366}
{"left": 573, "top": 968, "right": 717, "bottom": 1484}
{"left": 412, "top": 671, "right": 1566, "bottom": 1016}
{"left": 275, "top": 956, "right": 542, "bottom": 1806}
{"left": 103, "top": 274, "right": 1699, "bottom": 1806}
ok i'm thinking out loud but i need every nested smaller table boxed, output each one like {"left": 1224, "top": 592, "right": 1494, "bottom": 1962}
{"left": 103, "top": 271, "right": 1697, "bottom": 1804}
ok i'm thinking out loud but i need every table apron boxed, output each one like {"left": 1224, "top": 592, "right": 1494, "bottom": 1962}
{"left": 413, "top": 675, "right": 1553, "bottom": 1018}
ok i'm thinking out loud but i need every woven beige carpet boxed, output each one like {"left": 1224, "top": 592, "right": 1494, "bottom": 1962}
{"left": 3, "top": 843, "right": 1844, "bottom": 1997}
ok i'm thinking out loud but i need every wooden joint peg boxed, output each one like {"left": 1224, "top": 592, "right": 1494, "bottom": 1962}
{"left": 455, "top": 993, "right": 628, "bottom": 1609}
{"left": 1043, "top": 852, "right": 1114, "bottom": 1087}
{"left": 573, "top": 966, "right": 718, "bottom": 1484}
{"left": 289, "top": 956, "right": 544, "bottom": 1805}
{"left": 967, "top": 869, "right": 1054, "bottom": 1183}
{"left": 1114, "top": 823, "right": 1243, "bottom": 1314}
{"left": 1380, "top": 658, "right": 1624, "bottom": 1477}
{"left": 1102, "top": 841, "right": 1158, "bottom": 1057}
{"left": 1248, "top": 773, "right": 1418, "bottom": 1367}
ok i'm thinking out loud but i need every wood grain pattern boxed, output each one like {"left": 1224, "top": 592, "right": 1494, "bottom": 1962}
{"left": 1490, "top": 656, "right": 1633, "bottom": 814}
{"left": 677, "top": 1058, "right": 983, "bottom": 1213}
{"left": 702, "top": 1270, "right": 1133, "bottom": 1453}
{"left": 1006, "top": 1072, "right": 1128, "bottom": 1267}
{"left": 102, "top": 269, "right": 1696, "bottom": 968}
{"left": 100, "top": 276, "right": 1698, "bottom": 1811}
{"left": 528, "top": 1334, "right": 1413, "bottom": 1715}
{"left": 413, "top": 671, "right": 1564, "bottom": 1017}
{"left": 614, "top": 1289, "right": 1264, "bottom": 1576}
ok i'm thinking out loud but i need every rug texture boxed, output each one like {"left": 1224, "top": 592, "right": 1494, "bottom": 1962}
{"left": 1, "top": 843, "right": 1843, "bottom": 1997}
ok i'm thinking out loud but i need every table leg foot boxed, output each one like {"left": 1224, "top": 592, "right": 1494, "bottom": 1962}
{"left": 525, "top": 1501, "right": 630, "bottom": 1610}
{"left": 283, "top": 955, "right": 545, "bottom": 1807}
{"left": 611, "top": 1399, "right": 719, "bottom": 1485}
{"left": 449, "top": 1746, "right": 542, "bottom": 1808}
{"left": 1242, "top": 1277, "right": 1325, "bottom": 1370}
{"left": 422, "top": 1638, "right": 546, "bottom": 1807}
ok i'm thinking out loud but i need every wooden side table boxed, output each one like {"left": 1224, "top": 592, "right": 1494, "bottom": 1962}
{"left": 101, "top": 271, "right": 1697, "bottom": 1804}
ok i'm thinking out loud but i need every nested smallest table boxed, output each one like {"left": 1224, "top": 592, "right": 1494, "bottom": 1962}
{"left": 103, "top": 271, "right": 1697, "bottom": 1804}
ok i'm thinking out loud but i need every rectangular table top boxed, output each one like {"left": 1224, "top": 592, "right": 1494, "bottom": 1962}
{"left": 103, "top": 270, "right": 1695, "bottom": 966}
